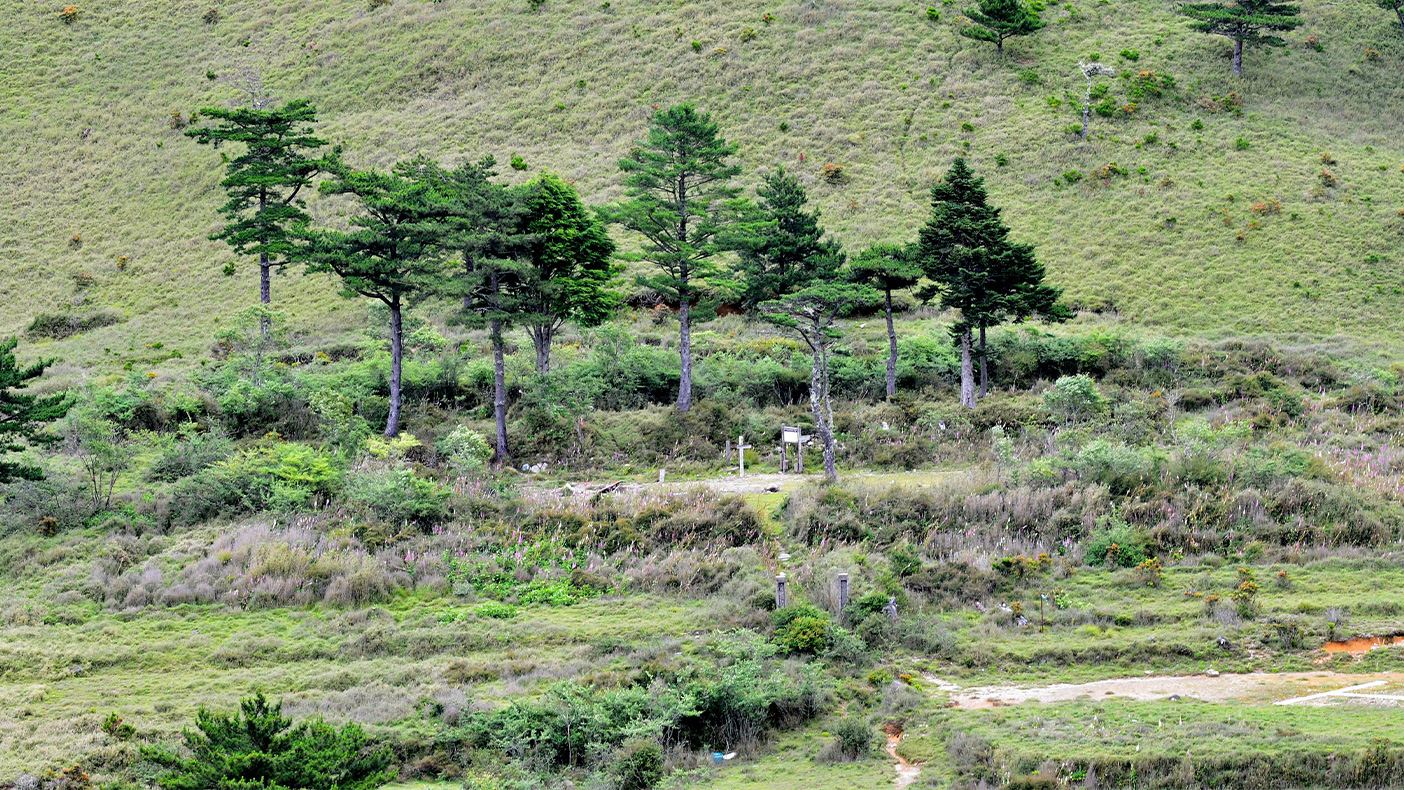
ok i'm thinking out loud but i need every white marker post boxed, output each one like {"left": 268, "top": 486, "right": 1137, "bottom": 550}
{"left": 737, "top": 435, "right": 752, "bottom": 477}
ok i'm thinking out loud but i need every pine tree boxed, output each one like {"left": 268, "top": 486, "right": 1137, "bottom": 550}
{"left": 960, "top": 0, "right": 1045, "bottom": 55}
{"left": 184, "top": 99, "right": 327, "bottom": 315}
{"left": 517, "top": 173, "right": 618, "bottom": 373}
{"left": 424, "top": 157, "right": 531, "bottom": 465}
{"left": 307, "top": 154, "right": 456, "bottom": 437}
{"left": 917, "top": 158, "right": 1069, "bottom": 408}
{"left": 0, "top": 337, "right": 71, "bottom": 483}
{"left": 143, "top": 691, "right": 393, "bottom": 790}
{"left": 733, "top": 167, "right": 841, "bottom": 310}
{"left": 1179, "top": 0, "right": 1302, "bottom": 76}
{"left": 848, "top": 244, "right": 922, "bottom": 400}
{"left": 611, "top": 103, "right": 747, "bottom": 413}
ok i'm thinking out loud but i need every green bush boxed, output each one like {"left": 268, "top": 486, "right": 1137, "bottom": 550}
{"left": 1043, "top": 374, "right": 1107, "bottom": 423}
{"left": 142, "top": 692, "right": 393, "bottom": 790}
{"left": 342, "top": 464, "right": 448, "bottom": 529}
{"left": 829, "top": 717, "right": 874, "bottom": 761}
{"left": 613, "top": 739, "right": 663, "bottom": 790}
{"left": 1085, "top": 516, "right": 1152, "bottom": 567}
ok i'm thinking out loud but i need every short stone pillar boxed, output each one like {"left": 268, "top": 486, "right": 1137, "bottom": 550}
{"left": 837, "top": 573, "right": 850, "bottom": 610}
{"left": 775, "top": 573, "right": 788, "bottom": 609}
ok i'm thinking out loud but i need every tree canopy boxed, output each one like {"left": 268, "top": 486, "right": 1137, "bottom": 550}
{"left": 611, "top": 103, "right": 748, "bottom": 412}
{"left": 917, "top": 158, "right": 1068, "bottom": 407}
{"left": 960, "top": 0, "right": 1046, "bottom": 54}
{"left": 184, "top": 99, "right": 327, "bottom": 306}
{"left": 0, "top": 337, "right": 71, "bottom": 483}
{"left": 1179, "top": 0, "right": 1302, "bottom": 75}
{"left": 516, "top": 173, "right": 618, "bottom": 373}
{"left": 734, "top": 166, "right": 842, "bottom": 310}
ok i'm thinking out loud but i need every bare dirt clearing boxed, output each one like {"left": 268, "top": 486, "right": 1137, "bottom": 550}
{"left": 931, "top": 672, "right": 1404, "bottom": 709}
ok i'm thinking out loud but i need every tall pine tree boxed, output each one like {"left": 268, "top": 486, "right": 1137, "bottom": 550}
{"left": 1179, "top": 0, "right": 1302, "bottom": 75}
{"left": 917, "top": 158, "right": 1069, "bottom": 408}
{"left": 611, "top": 104, "right": 747, "bottom": 413}
{"left": 185, "top": 99, "right": 327, "bottom": 314}
{"left": 307, "top": 155, "right": 456, "bottom": 437}
{"left": 423, "top": 157, "right": 531, "bottom": 465}
{"left": 733, "top": 167, "right": 842, "bottom": 310}
{"left": 517, "top": 173, "right": 618, "bottom": 374}
{"left": 849, "top": 244, "right": 922, "bottom": 400}
{"left": 960, "top": 0, "right": 1046, "bottom": 55}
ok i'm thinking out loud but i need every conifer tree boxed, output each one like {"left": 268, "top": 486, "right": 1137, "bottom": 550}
{"left": 421, "top": 157, "right": 531, "bottom": 465}
{"left": 849, "top": 244, "right": 922, "bottom": 399}
{"left": 960, "top": 0, "right": 1046, "bottom": 54}
{"left": 307, "top": 155, "right": 455, "bottom": 437}
{"left": 734, "top": 167, "right": 841, "bottom": 310}
{"left": 612, "top": 104, "right": 747, "bottom": 413}
{"left": 917, "top": 158, "right": 1068, "bottom": 408}
{"left": 185, "top": 99, "right": 327, "bottom": 313}
{"left": 0, "top": 337, "right": 71, "bottom": 483}
{"left": 517, "top": 173, "right": 618, "bottom": 373}
{"left": 143, "top": 691, "right": 392, "bottom": 790}
{"left": 1179, "top": 0, "right": 1302, "bottom": 75}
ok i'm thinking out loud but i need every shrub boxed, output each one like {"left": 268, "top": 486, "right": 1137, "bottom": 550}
{"left": 141, "top": 692, "right": 393, "bottom": 790}
{"left": 1319, "top": 170, "right": 1337, "bottom": 188}
{"left": 613, "top": 739, "right": 663, "bottom": 790}
{"left": 476, "top": 601, "right": 516, "bottom": 619}
{"left": 343, "top": 464, "right": 448, "bottom": 529}
{"left": 509, "top": 154, "right": 527, "bottom": 171}
{"left": 202, "top": 7, "right": 219, "bottom": 23}
{"left": 1085, "top": 517, "right": 1151, "bottom": 567}
{"left": 59, "top": 5, "right": 79, "bottom": 23}
{"left": 1043, "top": 374, "right": 1107, "bottom": 423}
{"left": 101, "top": 712, "right": 136, "bottom": 739}
{"left": 435, "top": 425, "right": 492, "bottom": 475}
{"left": 821, "top": 717, "right": 874, "bottom": 762}
{"left": 926, "top": 6, "right": 940, "bottom": 21}
{"left": 773, "top": 603, "right": 832, "bottom": 654}
{"left": 26, "top": 310, "right": 123, "bottom": 340}
{"left": 822, "top": 163, "right": 846, "bottom": 182}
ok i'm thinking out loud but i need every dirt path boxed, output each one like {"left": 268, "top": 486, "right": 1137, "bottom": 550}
{"left": 884, "top": 729, "right": 921, "bottom": 790}
{"left": 929, "top": 671, "right": 1404, "bottom": 709}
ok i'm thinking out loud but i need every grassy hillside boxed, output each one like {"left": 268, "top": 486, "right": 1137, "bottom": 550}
{"left": 4, "top": 0, "right": 1404, "bottom": 378}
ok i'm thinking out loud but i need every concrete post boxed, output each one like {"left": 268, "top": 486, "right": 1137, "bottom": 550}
{"left": 775, "top": 573, "right": 787, "bottom": 609}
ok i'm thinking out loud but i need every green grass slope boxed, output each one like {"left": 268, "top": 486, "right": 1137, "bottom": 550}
{"left": 3, "top": 0, "right": 1404, "bottom": 372}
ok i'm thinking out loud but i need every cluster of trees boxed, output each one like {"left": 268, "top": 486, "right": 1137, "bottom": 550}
{"left": 185, "top": 100, "right": 1065, "bottom": 481}
{"left": 957, "top": 0, "right": 1350, "bottom": 80}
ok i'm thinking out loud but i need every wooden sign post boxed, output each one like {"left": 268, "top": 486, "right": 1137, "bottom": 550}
{"left": 781, "top": 425, "right": 803, "bottom": 473}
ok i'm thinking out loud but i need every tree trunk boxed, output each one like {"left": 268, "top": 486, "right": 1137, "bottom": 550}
{"left": 808, "top": 338, "right": 836, "bottom": 484}
{"left": 821, "top": 341, "right": 837, "bottom": 483}
{"left": 1232, "top": 37, "right": 1243, "bottom": 76}
{"left": 385, "top": 298, "right": 403, "bottom": 437}
{"left": 491, "top": 317, "right": 509, "bottom": 465}
{"left": 959, "top": 328, "right": 976, "bottom": 409}
{"left": 884, "top": 289, "right": 898, "bottom": 400}
{"left": 978, "top": 324, "right": 989, "bottom": 398}
{"left": 530, "top": 324, "right": 552, "bottom": 374}
{"left": 676, "top": 297, "right": 693, "bottom": 412}
{"left": 258, "top": 191, "right": 271, "bottom": 337}
{"left": 1081, "top": 84, "right": 1092, "bottom": 141}
{"left": 996, "top": 37, "right": 1003, "bottom": 55}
